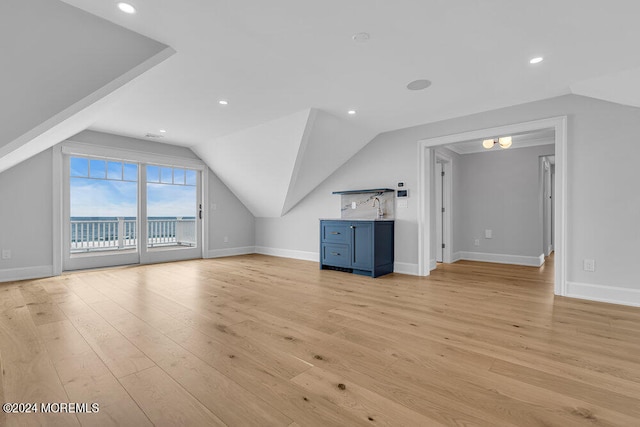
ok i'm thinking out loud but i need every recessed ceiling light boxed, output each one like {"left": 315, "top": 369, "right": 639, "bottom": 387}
{"left": 219, "top": 100, "right": 228, "bottom": 105}
{"left": 407, "top": 79, "right": 432, "bottom": 91}
{"left": 348, "top": 110, "right": 357, "bottom": 115}
{"left": 159, "top": 129, "right": 166, "bottom": 133}
{"left": 529, "top": 56, "right": 544, "bottom": 64}
{"left": 117, "top": 2, "right": 136, "bottom": 14}
{"left": 352, "top": 32, "right": 370, "bottom": 43}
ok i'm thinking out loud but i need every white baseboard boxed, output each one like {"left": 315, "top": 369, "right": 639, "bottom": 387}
{"left": 452, "top": 251, "right": 462, "bottom": 263}
{"left": 254, "top": 246, "right": 319, "bottom": 262}
{"left": 206, "top": 246, "right": 255, "bottom": 259}
{"left": 566, "top": 281, "right": 640, "bottom": 308}
{"left": 429, "top": 258, "right": 437, "bottom": 271}
{"left": 393, "top": 262, "right": 419, "bottom": 276}
{"left": 457, "top": 251, "right": 544, "bottom": 267}
{"left": 0, "top": 265, "right": 54, "bottom": 283}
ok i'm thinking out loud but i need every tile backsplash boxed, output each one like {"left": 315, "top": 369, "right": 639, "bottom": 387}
{"left": 340, "top": 192, "right": 395, "bottom": 219}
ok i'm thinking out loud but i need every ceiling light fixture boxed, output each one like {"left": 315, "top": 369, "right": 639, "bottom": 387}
{"left": 352, "top": 32, "right": 370, "bottom": 43}
{"left": 482, "top": 136, "right": 512, "bottom": 149}
{"left": 218, "top": 100, "right": 228, "bottom": 105}
{"left": 529, "top": 56, "right": 544, "bottom": 64}
{"left": 407, "top": 79, "right": 432, "bottom": 91}
{"left": 117, "top": 2, "right": 136, "bottom": 14}
{"left": 347, "top": 110, "right": 357, "bottom": 115}
{"left": 159, "top": 129, "right": 166, "bottom": 133}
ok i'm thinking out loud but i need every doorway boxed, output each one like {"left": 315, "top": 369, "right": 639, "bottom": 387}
{"left": 62, "top": 154, "right": 203, "bottom": 271}
{"left": 417, "top": 116, "right": 567, "bottom": 296}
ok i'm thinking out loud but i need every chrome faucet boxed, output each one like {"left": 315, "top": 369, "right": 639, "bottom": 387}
{"left": 372, "top": 197, "right": 383, "bottom": 219}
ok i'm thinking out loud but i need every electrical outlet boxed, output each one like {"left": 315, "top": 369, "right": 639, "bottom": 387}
{"left": 397, "top": 199, "right": 408, "bottom": 208}
{"left": 1, "top": 249, "right": 11, "bottom": 260}
{"left": 223, "top": 236, "right": 229, "bottom": 243}
{"left": 583, "top": 259, "right": 595, "bottom": 272}
{"left": 474, "top": 239, "right": 480, "bottom": 246}
{"left": 485, "top": 229, "right": 492, "bottom": 239}
{"left": 351, "top": 201, "right": 357, "bottom": 209}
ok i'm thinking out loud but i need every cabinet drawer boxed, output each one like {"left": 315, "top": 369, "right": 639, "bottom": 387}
{"left": 321, "top": 244, "right": 350, "bottom": 268}
{"left": 321, "top": 223, "right": 350, "bottom": 243}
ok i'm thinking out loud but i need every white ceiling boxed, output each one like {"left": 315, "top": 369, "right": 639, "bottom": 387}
{"left": 58, "top": 0, "right": 640, "bottom": 145}
{"left": 6, "top": 1, "right": 640, "bottom": 217}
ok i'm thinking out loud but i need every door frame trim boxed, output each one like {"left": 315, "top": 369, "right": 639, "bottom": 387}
{"left": 434, "top": 151, "right": 453, "bottom": 264}
{"left": 53, "top": 141, "right": 209, "bottom": 273}
{"left": 417, "top": 116, "right": 567, "bottom": 296}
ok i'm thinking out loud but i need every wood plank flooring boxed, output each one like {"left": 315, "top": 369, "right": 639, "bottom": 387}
{"left": 1, "top": 254, "right": 640, "bottom": 426}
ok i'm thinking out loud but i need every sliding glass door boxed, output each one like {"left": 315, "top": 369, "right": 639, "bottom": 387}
{"left": 63, "top": 155, "right": 202, "bottom": 271}
{"left": 140, "top": 164, "right": 202, "bottom": 264}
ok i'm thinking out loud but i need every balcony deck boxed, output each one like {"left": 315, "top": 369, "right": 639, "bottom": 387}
{"left": 71, "top": 218, "right": 196, "bottom": 253}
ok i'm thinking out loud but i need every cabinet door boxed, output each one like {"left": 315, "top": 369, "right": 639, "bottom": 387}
{"left": 351, "top": 223, "right": 373, "bottom": 270}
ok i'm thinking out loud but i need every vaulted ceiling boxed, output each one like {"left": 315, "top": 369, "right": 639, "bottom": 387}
{"left": 0, "top": 0, "right": 173, "bottom": 173}
{"left": 4, "top": 1, "right": 640, "bottom": 216}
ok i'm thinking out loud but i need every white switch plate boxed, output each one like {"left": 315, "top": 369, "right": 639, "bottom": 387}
{"left": 223, "top": 236, "right": 229, "bottom": 243}
{"left": 397, "top": 200, "right": 408, "bottom": 208}
{"left": 1, "top": 249, "right": 11, "bottom": 260}
{"left": 351, "top": 202, "right": 357, "bottom": 209}
{"left": 474, "top": 239, "right": 480, "bottom": 246}
{"left": 583, "top": 259, "right": 595, "bottom": 272}
{"left": 485, "top": 229, "right": 492, "bottom": 239}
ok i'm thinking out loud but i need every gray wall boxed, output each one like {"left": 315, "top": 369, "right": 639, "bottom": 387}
{"left": 456, "top": 144, "right": 554, "bottom": 257}
{"left": 256, "top": 94, "right": 640, "bottom": 292}
{"left": 0, "top": 131, "right": 255, "bottom": 281}
{"left": 0, "top": 149, "right": 53, "bottom": 273}
{"left": 208, "top": 171, "right": 255, "bottom": 251}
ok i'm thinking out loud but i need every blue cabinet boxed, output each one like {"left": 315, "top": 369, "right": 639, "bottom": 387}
{"left": 320, "top": 220, "right": 394, "bottom": 278}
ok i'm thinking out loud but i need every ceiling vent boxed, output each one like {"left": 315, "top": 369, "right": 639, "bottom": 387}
{"left": 145, "top": 133, "right": 164, "bottom": 139}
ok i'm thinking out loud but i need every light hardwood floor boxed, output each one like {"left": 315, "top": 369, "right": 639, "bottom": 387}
{"left": 1, "top": 254, "right": 640, "bottom": 426}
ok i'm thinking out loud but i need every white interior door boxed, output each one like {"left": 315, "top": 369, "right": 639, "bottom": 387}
{"left": 435, "top": 161, "right": 444, "bottom": 263}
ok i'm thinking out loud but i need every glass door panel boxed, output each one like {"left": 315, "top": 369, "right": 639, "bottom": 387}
{"left": 142, "top": 165, "right": 201, "bottom": 263}
{"left": 64, "top": 156, "right": 140, "bottom": 270}
{"left": 146, "top": 166, "right": 197, "bottom": 249}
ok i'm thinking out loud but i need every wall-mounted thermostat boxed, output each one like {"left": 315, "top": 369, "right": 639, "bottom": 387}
{"left": 397, "top": 189, "right": 409, "bottom": 198}
{"left": 397, "top": 182, "right": 404, "bottom": 187}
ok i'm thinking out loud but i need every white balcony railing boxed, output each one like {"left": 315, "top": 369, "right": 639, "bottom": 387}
{"left": 71, "top": 217, "right": 195, "bottom": 253}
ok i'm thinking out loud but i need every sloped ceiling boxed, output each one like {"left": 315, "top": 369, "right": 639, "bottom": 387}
{"left": 570, "top": 66, "right": 640, "bottom": 109}
{"left": 192, "top": 109, "right": 375, "bottom": 217}
{"left": 5, "top": 1, "right": 640, "bottom": 219}
{"left": 0, "top": 0, "right": 173, "bottom": 173}
{"left": 57, "top": 0, "right": 640, "bottom": 147}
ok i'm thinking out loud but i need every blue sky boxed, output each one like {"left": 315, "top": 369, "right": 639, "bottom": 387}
{"left": 70, "top": 158, "right": 197, "bottom": 217}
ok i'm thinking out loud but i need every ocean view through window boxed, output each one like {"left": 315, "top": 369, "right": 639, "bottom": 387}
{"left": 69, "top": 157, "right": 197, "bottom": 254}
